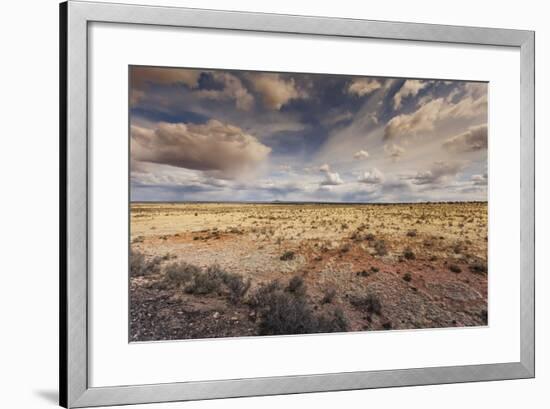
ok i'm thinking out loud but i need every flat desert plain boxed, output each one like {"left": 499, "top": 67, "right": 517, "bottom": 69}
{"left": 130, "top": 202, "right": 488, "bottom": 341}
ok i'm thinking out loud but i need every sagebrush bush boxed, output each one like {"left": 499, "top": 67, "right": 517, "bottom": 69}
{"left": 257, "top": 291, "right": 313, "bottom": 335}
{"left": 339, "top": 243, "right": 351, "bottom": 253}
{"left": 164, "top": 261, "right": 200, "bottom": 285}
{"left": 222, "top": 272, "right": 251, "bottom": 304}
{"left": 321, "top": 287, "right": 337, "bottom": 304}
{"left": 185, "top": 272, "right": 219, "bottom": 294}
{"left": 403, "top": 247, "right": 416, "bottom": 260}
{"left": 286, "top": 275, "right": 306, "bottom": 297}
{"left": 130, "top": 250, "right": 162, "bottom": 277}
{"left": 449, "top": 264, "right": 462, "bottom": 273}
{"left": 470, "top": 262, "right": 487, "bottom": 274}
{"left": 165, "top": 262, "right": 251, "bottom": 301}
{"left": 315, "top": 307, "right": 348, "bottom": 333}
{"left": 250, "top": 279, "right": 348, "bottom": 335}
{"left": 351, "top": 293, "right": 382, "bottom": 315}
{"left": 374, "top": 240, "right": 388, "bottom": 256}
{"left": 247, "top": 280, "right": 284, "bottom": 309}
{"left": 185, "top": 264, "right": 225, "bottom": 295}
{"left": 280, "top": 250, "right": 295, "bottom": 261}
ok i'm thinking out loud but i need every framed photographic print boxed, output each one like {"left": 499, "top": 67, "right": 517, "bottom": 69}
{"left": 60, "top": 1, "right": 535, "bottom": 407}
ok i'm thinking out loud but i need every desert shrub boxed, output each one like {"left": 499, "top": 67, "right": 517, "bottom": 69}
{"left": 321, "top": 287, "right": 337, "bottom": 304}
{"left": 161, "top": 253, "right": 175, "bottom": 261}
{"left": 350, "top": 293, "right": 382, "bottom": 315}
{"left": 223, "top": 273, "right": 251, "bottom": 304}
{"left": 257, "top": 291, "right": 314, "bottom": 335}
{"left": 357, "top": 269, "right": 369, "bottom": 277}
{"left": 365, "top": 233, "right": 376, "bottom": 241}
{"left": 423, "top": 238, "right": 435, "bottom": 248}
{"left": 130, "top": 250, "right": 146, "bottom": 276}
{"left": 315, "top": 308, "right": 348, "bottom": 333}
{"left": 339, "top": 243, "right": 351, "bottom": 253}
{"left": 286, "top": 275, "right": 306, "bottom": 296}
{"left": 132, "top": 235, "right": 144, "bottom": 244}
{"left": 470, "top": 262, "right": 487, "bottom": 274}
{"left": 403, "top": 272, "right": 412, "bottom": 282}
{"left": 449, "top": 264, "right": 462, "bottom": 273}
{"left": 130, "top": 250, "right": 162, "bottom": 277}
{"left": 164, "top": 261, "right": 200, "bottom": 285}
{"left": 406, "top": 229, "right": 417, "bottom": 237}
{"left": 374, "top": 240, "right": 388, "bottom": 256}
{"left": 350, "top": 231, "right": 361, "bottom": 242}
{"left": 257, "top": 293, "right": 348, "bottom": 335}
{"left": 280, "top": 250, "right": 295, "bottom": 261}
{"left": 403, "top": 247, "right": 416, "bottom": 260}
{"left": 185, "top": 264, "right": 225, "bottom": 295}
{"left": 227, "top": 226, "right": 244, "bottom": 235}
{"left": 251, "top": 280, "right": 348, "bottom": 335}
{"left": 165, "top": 262, "right": 250, "bottom": 302}
{"left": 247, "top": 280, "right": 283, "bottom": 309}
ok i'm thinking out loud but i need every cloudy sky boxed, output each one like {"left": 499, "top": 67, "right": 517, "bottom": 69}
{"left": 130, "top": 66, "right": 488, "bottom": 203}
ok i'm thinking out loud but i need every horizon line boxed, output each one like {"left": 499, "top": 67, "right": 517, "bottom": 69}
{"left": 130, "top": 200, "right": 488, "bottom": 205}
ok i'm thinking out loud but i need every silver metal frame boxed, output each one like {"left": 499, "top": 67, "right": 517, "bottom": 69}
{"left": 60, "top": 1, "right": 535, "bottom": 407}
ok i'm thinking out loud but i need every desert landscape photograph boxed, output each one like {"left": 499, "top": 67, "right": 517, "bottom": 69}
{"left": 129, "top": 66, "right": 488, "bottom": 341}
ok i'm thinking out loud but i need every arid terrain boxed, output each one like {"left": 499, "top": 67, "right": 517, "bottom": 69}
{"left": 129, "top": 202, "right": 488, "bottom": 341}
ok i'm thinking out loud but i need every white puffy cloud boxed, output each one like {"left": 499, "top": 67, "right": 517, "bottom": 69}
{"left": 195, "top": 72, "right": 254, "bottom": 111}
{"left": 471, "top": 173, "right": 488, "bottom": 186}
{"left": 347, "top": 78, "right": 382, "bottom": 97}
{"left": 409, "top": 161, "right": 464, "bottom": 185}
{"left": 384, "top": 143, "right": 406, "bottom": 160}
{"left": 321, "top": 172, "right": 344, "bottom": 186}
{"left": 353, "top": 149, "right": 370, "bottom": 160}
{"left": 443, "top": 124, "right": 488, "bottom": 152}
{"left": 385, "top": 98, "right": 443, "bottom": 139}
{"left": 131, "top": 120, "right": 271, "bottom": 178}
{"left": 393, "top": 80, "right": 428, "bottom": 109}
{"left": 358, "top": 168, "right": 385, "bottom": 184}
{"left": 464, "top": 82, "right": 487, "bottom": 99}
{"left": 384, "top": 84, "right": 487, "bottom": 140}
{"left": 440, "top": 93, "right": 488, "bottom": 120}
{"left": 318, "top": 163, "right": 343, "bottom": 185}
{"left": 248, "top": 73, "right": 307, "bottom": 110}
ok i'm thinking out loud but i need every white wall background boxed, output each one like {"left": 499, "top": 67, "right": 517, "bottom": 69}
{"left": 0, "top": 0, "right": 547, "bottom": 408}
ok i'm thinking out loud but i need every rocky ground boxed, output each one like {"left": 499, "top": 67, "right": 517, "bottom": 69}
{"left": 129, "top": 202, "right": 488, "bottom": 341}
